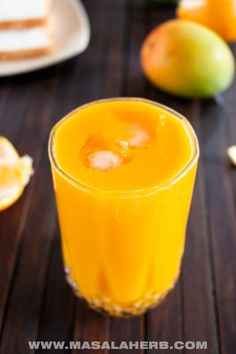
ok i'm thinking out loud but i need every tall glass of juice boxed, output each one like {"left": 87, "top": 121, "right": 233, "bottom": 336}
{"left": 48, "top": 98, "right": 199, "bottom": 317}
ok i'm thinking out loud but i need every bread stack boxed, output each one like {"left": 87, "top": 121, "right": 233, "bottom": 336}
{"left": 0, "top": 0, "right": 52, "bottom": 59}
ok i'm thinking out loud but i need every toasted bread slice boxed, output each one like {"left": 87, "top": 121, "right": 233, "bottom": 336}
{"left": 0, "top": 0, "right": 50, "bottom": 29}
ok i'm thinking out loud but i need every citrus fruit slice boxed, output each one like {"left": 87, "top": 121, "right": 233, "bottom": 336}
{"left": 227, "top": 145, "right": 236, "bottom": 166}
{"left": 0, "top": 136, "right": 33, "bottom": 211}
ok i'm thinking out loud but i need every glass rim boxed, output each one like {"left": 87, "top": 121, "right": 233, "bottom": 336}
{"left": 48, "top": 97, "right": 200, "bottom": 197}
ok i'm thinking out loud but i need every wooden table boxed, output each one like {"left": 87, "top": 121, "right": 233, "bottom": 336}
{"left": 0, "top": 1, "right": 236, "bottom": 353}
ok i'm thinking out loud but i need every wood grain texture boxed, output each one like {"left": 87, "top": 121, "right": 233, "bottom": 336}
{"left": 0, "top": 1, "right": 235, "bottom": 353}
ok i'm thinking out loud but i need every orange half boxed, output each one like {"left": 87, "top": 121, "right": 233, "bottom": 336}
{"left": 0, "top": 137, "right": 33, "bottom": 211}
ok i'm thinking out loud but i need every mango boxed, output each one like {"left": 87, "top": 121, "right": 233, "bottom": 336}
{"left": 140, "top": 20, "right": 235, "bottom": 98}
{"left": 177, "top": 0, "right": 236, "bottom": 42}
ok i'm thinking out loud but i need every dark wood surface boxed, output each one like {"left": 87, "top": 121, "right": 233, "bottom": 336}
{"left": 0, "top": 1, "right": 236, "bottom": 353}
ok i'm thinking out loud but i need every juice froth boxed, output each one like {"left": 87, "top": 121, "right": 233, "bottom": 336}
{"left": 54, "top": 100, "right": 193, "bottom": 191}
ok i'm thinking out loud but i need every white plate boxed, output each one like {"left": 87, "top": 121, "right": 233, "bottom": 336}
{"left": 0, "top": 0, "right": 90, "bottom": 76}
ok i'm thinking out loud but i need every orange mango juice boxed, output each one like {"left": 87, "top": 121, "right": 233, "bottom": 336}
{"left": 49, "top": 98, "right": 199, "bottom": 316}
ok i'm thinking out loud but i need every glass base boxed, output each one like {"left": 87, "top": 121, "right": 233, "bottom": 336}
{"left": 64, "top": 266, "right": 178, "bottom": 317}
